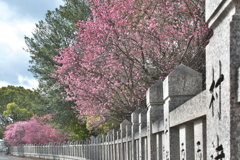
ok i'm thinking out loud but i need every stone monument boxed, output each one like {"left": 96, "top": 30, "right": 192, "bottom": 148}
{"left": 206, "top": 0, "right": 240, "bottom": 159}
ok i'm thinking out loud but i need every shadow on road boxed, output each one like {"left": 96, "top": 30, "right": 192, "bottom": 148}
{"left": 0, "top": 152, "right": 45, "bottom": 160}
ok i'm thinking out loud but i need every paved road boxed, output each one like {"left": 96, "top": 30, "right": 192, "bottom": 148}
{"left": 0, "top": 152, "right": 41, "bottom": 160}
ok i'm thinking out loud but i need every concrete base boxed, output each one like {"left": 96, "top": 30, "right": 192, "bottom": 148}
{"left": 11, "top": 153, "right": 88, "bottom": 160}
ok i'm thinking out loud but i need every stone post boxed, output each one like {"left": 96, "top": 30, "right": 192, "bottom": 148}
{"left": 95, "top": 135, "right": 101, "bottom": 160}
{"left": 194, "top": 119, "right": 206, "bottom": 160}
{"left": 120, "top": 119, "right": 131, "bottom": 160}
{"left": 146, "top": 80, "right": 164, "bottom": 160}
{"left": 131, "top": 108, "right": 142, "bottom": 160}
{"left": 93, "top": 138, "right": 98, "bottom": 160}
{"left": 156, "top": 133, "right": 162, "bottom": 160}
{"left": 112, "top": 130, "right": 117, "bottom": 160}
{"left": 126, "top": 123, "right": 132, "bottom": 160}
{"left": 163, "top": 64, "right": 202, "bottom": 160}
{"left": 179, "top": 123, "right": 194, "bottom": 160}
{"left": 107, "top": 131, "right": 111, "bottom": 160}
{"left": 88, "top": 139, "right": 91, "bottom": 159}
{"left": 85, "top": 140, "right": 88, "bottom": 159}
{"left": 138, "top": 109, "right": 147, "bottom": 160}
{"left": 102, "top": 134, "right": 106, "bottom": 160}
{"left": 205, "top": 0, "right": 240, "bottom": 159}
{"left": 82, "top": 140, "right": 85, "bottom": 158}
{"left": 144, "top": 137, "right": 147, "bottom": 160}
{"left": 116, "top": 130, "right": 120, "bottom": 160}
{"left": 110, "top": 130, "right": 115, "bottom": 160}
{"left": 81, "top": 141, "right": 84, "bottom": 158}
{"left": 91, "top": 137, "right": 95, "bottom": 160}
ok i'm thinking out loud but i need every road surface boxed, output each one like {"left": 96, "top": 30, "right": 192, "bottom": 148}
{"left": 0, "top": 152, "right": 42, "bottom": 160}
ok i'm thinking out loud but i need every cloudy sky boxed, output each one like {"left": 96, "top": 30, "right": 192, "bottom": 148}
{"left": 0, "top": 0, "right": 64, "bottom": 89}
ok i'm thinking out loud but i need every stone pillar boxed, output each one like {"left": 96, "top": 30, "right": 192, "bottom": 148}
{"left": 96, "top": 135, "right": 102, "bottom": 160}
{"left": 131, "top": 108, "right": 142, "bottom": 160}
{"left": 116, "top": 130, "right": 120, "bottom": 160}
{"left": 86, "top": 140, "right": 90, "bottom": 159}
{"left": 136, "top": 139, "right": 139, "bottom": 160}
{"left": 111, "top": 130, "right": 115, "bottom": 160}
{"left": 156, "top": 133, "right": 162, "bottom": 160}
{"left": 120, "top": 119, "right": 131, "bottom": 160}
{"left": 112, "top": 130, "right": 115, "bottom": 160}
{"left": 179, "top": 123, "right": 194, "bottom": 160}
{"left": 102, "top": 134, "right": 106, "bottom": 160}
{"left": 144, "top": 137, "right": 148, "bottom": 160}
{"left": 163, "top": 64, "right": 202, "bottom": 160}
{"left": 112, "top": 130, "right": 117, "bottom": 160}
{"left": 126, "top": 123, "right": 132, "bottom": 160}
{"left": 194, "top": 118, "right": 206, "bottom": 160}
{"left": 206, "top": 0, "right": 240, "bottom": 159}
{"left": 146, "top": 80, "right": 164, "bottom": 160}
{"left": 107, "top": 132, "right": 111, "bottom": 160}
{"left": 139, "top": 109, "right": 147, "bottom": 160}
{"left": 85, "top": 140, "right": 88, "bottom": 159}
{"left": 94, "top": 136, "right": 99, "bottom": 160}
{"left": 80, "top": 141, "right": 83, "bottom": 158}
{"left": 91, "top": 137, "right": 96, "bottom": 160}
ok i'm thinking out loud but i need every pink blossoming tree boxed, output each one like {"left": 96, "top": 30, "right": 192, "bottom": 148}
{"left": 4, "top": 116, "right": 67, "bottom": 146}
{"left": 54, "top": 0, "right": 211, "bottom": 129}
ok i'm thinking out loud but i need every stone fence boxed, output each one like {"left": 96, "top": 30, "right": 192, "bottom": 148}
{"left": 9, "top": 0, "right": 240, "bottom": 159}
{"left": 10, "top": 64, "right": 208, "bottom": 160}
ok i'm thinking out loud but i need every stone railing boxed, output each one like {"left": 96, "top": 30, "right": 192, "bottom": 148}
{"left": 10, "top": 64, "right": 208, "bottom": 160}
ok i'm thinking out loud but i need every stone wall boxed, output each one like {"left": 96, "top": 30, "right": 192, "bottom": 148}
{"left": 9, "top": 0, "right": 240, "bottom": 159}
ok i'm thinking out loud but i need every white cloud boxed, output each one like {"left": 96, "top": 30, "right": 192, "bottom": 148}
{"left": 0, "top": 76, "right": 38, "bottom": 90}
{"left": 0, "top": 1, "right": 35, "bottom": 53}
{"left": 0, "top": 81, "right": 10, "bottom": 88}
{"left": 0, "top": 0, "right": 38, "bottom": 90}
{"left": 0, "top": 0, "right": 62, "bottom": 90}
{"left": 0, "top": 21, "right": 35, "bottom": 53}
{"left": 0, "top": 1, "right": 17, "bottom": 21}
{"left": 17, "top": 75, "right": 39, "bottom": 89}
